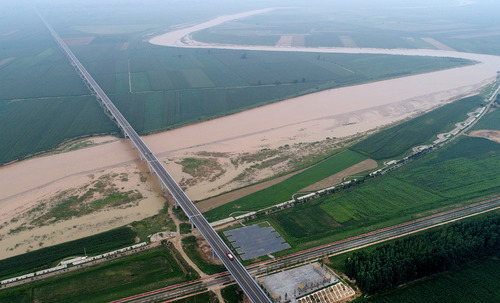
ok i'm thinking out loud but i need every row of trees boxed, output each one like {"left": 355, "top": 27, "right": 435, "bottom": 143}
{"left": 344, "top": 214, "right": 500, "bottom": 293}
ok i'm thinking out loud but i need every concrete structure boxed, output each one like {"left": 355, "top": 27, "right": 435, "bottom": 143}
{"left": 260, "top": 262, "right": 339, "bottom": 303}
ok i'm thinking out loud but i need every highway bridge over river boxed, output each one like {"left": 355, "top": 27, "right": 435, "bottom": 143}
{"left": 37, "top": 10, "right": 271, "bottom": 303}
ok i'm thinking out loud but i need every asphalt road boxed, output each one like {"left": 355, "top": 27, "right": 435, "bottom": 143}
{"left": 37, "top": 11, "right": 270, "bottom": 303}
{"left": 115, "top": 196, "right": 500, "bottom": 303}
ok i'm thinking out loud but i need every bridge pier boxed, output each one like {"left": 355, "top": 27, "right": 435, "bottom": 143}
{"left": 147, "top": 162, "right": 154, "bottom": 173}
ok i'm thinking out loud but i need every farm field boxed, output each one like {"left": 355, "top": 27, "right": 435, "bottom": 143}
{"left": 74, "top": 43, "right": 471, "bottom": 135}
{"left": 231, "top": 134, "right": 500, "bottom": 253}
{"left": 472, "top": 96, "right": 500, "bottom": 130}
{"left": 0, "top": 246, "right": 198, "bottom": 303}
{"left": 0, "top": 95, "right": 119, "bottom": 164}
{"left": 0, "top": 2, "right": 475, "bottom": 165}
{"left": 193, "top": 4, "right": 500, "bottom": 55}
{"left": 203, "top": 149, "right": 368, "bottom": 221}
{"left": 399, "top": 137, "right": 500, "bottom": 200}
{"left": 350, "top": 95, "right": 484, "bottom": 160}
{"left": 194, "top": 12, "right": 435, "bottom": 50}
{"left": 0, "top": 227, "right": 136, "bottom": 280}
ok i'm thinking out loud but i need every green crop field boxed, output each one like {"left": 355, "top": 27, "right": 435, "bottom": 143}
{"left": 203, "top": 150, "right": 368, "bottom": 221}
{"left": 276, "top": 206, "right": 340, "bottom": 238}
{"left": 472, "top": 106, "right": 500, "bottom": 130}
{"left": 239, "top": 135, "right": 500, "bottom": 251}
{"left": 351, "top": 95, "right": 484, "bottom": 160}
{"left": 399, "top": 137, "right": 500, "bottom": 200}
{"left": 322, "top": 136, "right": 500, "bottom": 232}
{"left": 0, "top": 227, "right": 136, "bottom": 279}
{"left": 75, "top": 44, "right": 472, "bottom": 136}
{"left": 0, "top": 2, "right": 476, "bottom": 165}
{"left": 0, "top": 96, "right": 119, "bottom": 163}
{"left": 320, "top": 177, "right": 444, "bottom": 224}
{"left": 0, "top": 247, "right": 198, "bottom": 303}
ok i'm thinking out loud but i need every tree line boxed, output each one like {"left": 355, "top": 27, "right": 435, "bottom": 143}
{"left": 344, "top": 214, "right": 500, "bottom": 293}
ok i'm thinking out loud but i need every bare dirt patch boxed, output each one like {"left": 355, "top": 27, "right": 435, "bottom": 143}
{"left": 300, "top": 159, "right": 378, "bottom": 192}
{"left": 469, "top": 129, "right": 500, "bottom": 143}
{"left": 195, "top": 234, "right": 223, "bottom": 266}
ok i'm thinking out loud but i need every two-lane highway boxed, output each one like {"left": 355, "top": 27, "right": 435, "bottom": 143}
{"left": 36, "top": 10, "right": 270, "bottom": 303}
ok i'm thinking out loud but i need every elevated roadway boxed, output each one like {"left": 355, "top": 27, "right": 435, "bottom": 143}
{"left": 115, "top": 196, "right": 500, "bottom": 303}
{"left": 36, "top": 10, "right": 271, "bottom": 303}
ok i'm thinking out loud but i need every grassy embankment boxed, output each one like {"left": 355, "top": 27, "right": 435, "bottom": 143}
{"left": 350, "top": 95, "right": 484, "bottom": 160}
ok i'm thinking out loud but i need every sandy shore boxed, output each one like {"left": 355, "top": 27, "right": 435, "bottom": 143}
{"left": 2, "top": 9, "right": 500, "bottom": 258}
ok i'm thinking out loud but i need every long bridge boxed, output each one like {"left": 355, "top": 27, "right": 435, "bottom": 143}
{"left": 36, "top": 10, "right": 271, "bottom": 303}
